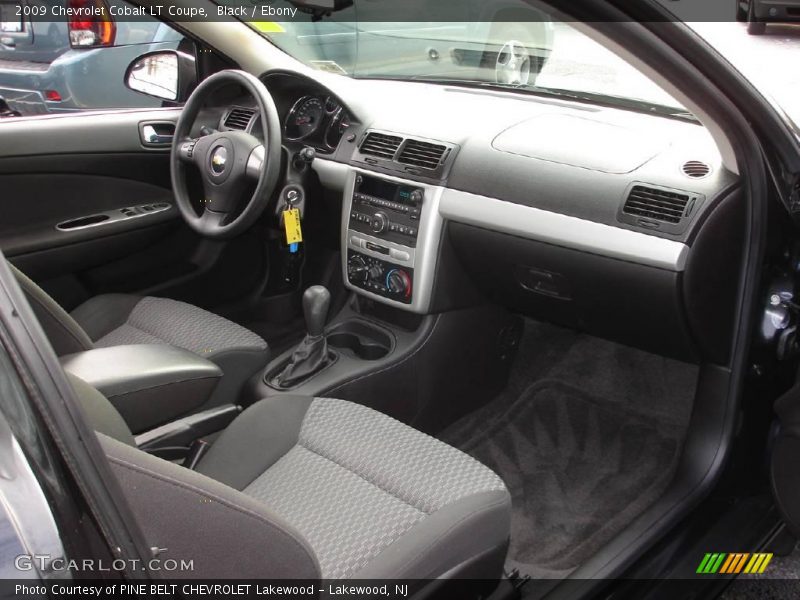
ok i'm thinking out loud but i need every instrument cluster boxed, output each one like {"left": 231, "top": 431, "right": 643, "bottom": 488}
{"left": 284, "top": 94, "right": 352, "bottom": 153}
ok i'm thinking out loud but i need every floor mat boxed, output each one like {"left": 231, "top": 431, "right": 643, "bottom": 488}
{"left": 439, "top": 319, "right": 697, "bottom": 577}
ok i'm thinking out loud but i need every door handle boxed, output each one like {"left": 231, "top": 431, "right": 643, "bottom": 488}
{"left": 139, "top": 121, "right": 176, "bottom": 147}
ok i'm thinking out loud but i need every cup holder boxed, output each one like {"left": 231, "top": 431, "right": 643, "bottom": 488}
{"left": 328, "top": 333, "right": 389, "bottom": 361}
{"left": 327, "top": 320, "right": 392, "bottom": 361}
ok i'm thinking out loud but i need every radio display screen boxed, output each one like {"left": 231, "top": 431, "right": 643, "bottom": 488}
{"left": 359, "top": 176, "right": 417, "bottom": 204}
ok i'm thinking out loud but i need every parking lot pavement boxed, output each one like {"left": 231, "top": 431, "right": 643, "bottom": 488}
{"left": 536, "top": 22, "right": 682, "bottom": 107}
{"left": 536, "top": 21, "right": 800, "bottom": 128}
{"left": 690, "top": 21, "right": 800, "bottom": 126}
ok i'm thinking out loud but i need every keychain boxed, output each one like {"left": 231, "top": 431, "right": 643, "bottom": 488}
{"left": 283, "top": 206, "right": 303, "bottom": 253}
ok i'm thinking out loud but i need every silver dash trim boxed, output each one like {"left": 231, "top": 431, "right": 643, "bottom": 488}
{"left": 438, "top": 188, "right": 689, "bottom": 271}
{"left": 312, "top": 158, "right": 349, "bottom": 191}
{"left": 341, "top": 167, "right": 444, "bottom": 314}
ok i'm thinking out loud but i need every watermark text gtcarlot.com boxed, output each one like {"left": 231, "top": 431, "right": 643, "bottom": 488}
{"left": 15, "top": 554, "right": 194, "bottom": 573}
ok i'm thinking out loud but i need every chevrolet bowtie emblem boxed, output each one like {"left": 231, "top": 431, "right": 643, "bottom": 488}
{"left": 210, "top": 146, "right": 227, "bottom": 174}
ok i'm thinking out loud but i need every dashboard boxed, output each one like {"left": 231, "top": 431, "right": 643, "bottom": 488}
{"left": 201, "top": 68, "right": 744, "bottom": 365}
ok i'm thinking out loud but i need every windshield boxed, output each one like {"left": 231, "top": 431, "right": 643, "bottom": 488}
{"left": 238, "top": 0, "right": 687, "bottom": 114}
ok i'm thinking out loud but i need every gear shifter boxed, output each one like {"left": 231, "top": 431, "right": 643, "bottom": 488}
{"left": 274, "top": 286, "right": 334, "bottom": 388}
{"left": 303, "top": 285, "right": 329, "bottom": 337}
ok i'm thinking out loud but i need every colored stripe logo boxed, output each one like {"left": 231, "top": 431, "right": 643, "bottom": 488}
{"left": 696, "top": 553, "right": 773, "bottom": 574}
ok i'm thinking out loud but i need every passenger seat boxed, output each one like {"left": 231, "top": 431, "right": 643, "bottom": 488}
{"left": 68, "top": 374, "right": 512, "bottom": 583}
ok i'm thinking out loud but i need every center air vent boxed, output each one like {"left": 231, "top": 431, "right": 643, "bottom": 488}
{"left": 623, "top": 185, "right": 692, "bottom": 224}
{"left": 398, "top": 139, "right": 448, "bottom": 170}
{"left": 223, "top": 107, "right": 256, "bottom": 130}
{"left": 360, "top": 132, "right": 402, "bottom": 159}
{"left": 682, "top": 160, "right": 711, "bottom": 178}
{"left": 354, "top": 129, "right": 459, "bottom": 180}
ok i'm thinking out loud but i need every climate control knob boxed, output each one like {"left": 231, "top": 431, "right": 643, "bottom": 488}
{"left": 386, "top": 269, "right": 412, "bottom": 299}
{"left": 368, "top": 265, "right": 383, "bottom": 280}
{"left": 347, "top": 255, "right": 369, "bottom": 284}
{"left": 370, "top": 211, "right": 388, "bottom": 234}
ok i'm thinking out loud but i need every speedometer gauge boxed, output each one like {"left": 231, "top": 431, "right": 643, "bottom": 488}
{"left": 285, "top": 96, "right": 325, "bottom": 141}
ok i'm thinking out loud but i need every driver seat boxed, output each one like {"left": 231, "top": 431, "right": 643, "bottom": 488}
{"left": 10, "top": 264, "right": 268, "bottom": 412}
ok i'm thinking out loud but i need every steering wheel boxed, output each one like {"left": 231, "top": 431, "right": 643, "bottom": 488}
{"left": 171, "top": 70, "right": 282, "bottom": 239}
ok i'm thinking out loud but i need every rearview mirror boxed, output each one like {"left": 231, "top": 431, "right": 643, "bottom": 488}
{"left": 288, "top": 0, "right": 353, "bottom": 18}
{"left": 290, "top": 0, "right": 352, "bottom": 7}
{"left": 125, "top": 50, "right": 196, "bottom": 102}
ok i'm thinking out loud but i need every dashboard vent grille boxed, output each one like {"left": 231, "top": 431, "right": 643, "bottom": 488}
{"left": 224, "top": 107, "right": 256, "bottom": 130}
{"left": 682, "top": 160, "right": 711, "bottom": 178}
{"left": 623, "top": 185, "right": 691, "bottom": 224}
{"left": 360, "top": 132, "right": 403, "bottom": 159}
{"left": 398, "top": 139, "right": 448, "bottom": 170}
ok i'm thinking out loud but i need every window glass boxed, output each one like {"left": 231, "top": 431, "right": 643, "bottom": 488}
{"left": 245, "top": 0, "right": 687, "bottom": 116}
{"left": 0, "top": 0, "right": 184, "bottom": 117}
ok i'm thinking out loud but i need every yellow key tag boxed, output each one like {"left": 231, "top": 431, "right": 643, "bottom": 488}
{"left": 283, "top": 208, "right": 303, "bottom": 245}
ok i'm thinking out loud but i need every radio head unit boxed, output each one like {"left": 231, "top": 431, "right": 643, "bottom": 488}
{"left": 357, "top": 176, "right": 421, "bottom": 206}
{"left": 349, "top": 175, "right": 423, "bottom": 247}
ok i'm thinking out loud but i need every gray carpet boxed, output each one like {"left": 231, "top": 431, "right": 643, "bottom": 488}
{"left": 439, "top": 319, "right": 698, "bottom": 578}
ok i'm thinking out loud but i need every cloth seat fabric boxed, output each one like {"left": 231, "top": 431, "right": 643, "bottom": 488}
{"left": 11, "top": 264, "right": 268, "bottom": 422}
{"left": 77, "top": 383, "right": 512, "bottom": 581}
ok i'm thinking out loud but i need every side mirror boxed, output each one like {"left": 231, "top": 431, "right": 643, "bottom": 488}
{"left": 124, "top": 50, "right": 196, "bottom": 102}
{"left": 0, "top": 96, "right": 21, "bottom": 119}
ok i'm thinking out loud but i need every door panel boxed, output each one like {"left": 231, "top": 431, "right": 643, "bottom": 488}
{"left": 0, "top": 108, "right": 182, "bottom": 156}
{"left": 0, "top": 108, "right": 266, "bottom": 311}
{"left": 0, "top": 170, "right": 176, "bottom": 256}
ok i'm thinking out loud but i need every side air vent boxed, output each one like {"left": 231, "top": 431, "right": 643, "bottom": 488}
{"left": 682, "top": 160, "right": 711, "bottom": 179}
{"left": 223, "top": 107, "right": 256, "bottom": 130}
{"left": 623, "top": 185, "right": 692, "bottom": 224}
{"left": 360, "top": 132, "right": 403, "bottom": 159}
{"left": 398, "top": 139, "right": 448, "bottom": 170}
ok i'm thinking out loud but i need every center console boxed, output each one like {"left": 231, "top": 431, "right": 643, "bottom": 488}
{"left": 252, "top": 150, "right": 518, "bottom": 432}
{"left": 342, "top": 170, "right": 444, "bottom": 313}
{"left": 60, "top": 344, "right": 223, "bottom": 434}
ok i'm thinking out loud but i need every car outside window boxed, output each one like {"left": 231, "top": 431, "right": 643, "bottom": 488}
{"left": 241, "top": 0, "right": 689, "bottom": 117}
{"left": 0, "top": 0, "right": 185, "bottom": 117}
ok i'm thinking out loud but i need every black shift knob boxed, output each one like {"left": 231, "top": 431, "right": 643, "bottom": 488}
{"left": 303, "top": 285, "right": 330, "bottom": 338}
